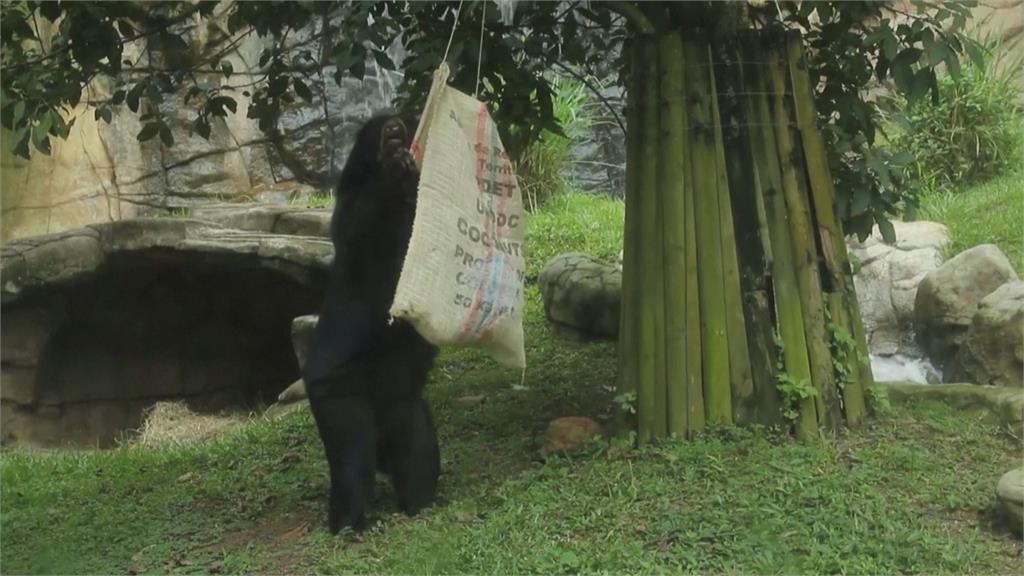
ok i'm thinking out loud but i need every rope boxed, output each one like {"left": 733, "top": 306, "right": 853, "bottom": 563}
{"left": 441, "top": 0, "right": 465, "bottom": 64}
{"left": 474, "top": 1, "right": 486, "bottom": 97}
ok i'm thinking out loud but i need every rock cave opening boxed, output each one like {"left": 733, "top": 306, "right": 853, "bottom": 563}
{"left": 1, "top": 249, "right": 325, "bottom": 448}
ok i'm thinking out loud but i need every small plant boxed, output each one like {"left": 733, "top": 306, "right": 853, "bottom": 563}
{"left": 866, "top": 385, "right": 892, "bottom": 414}
{"left": 828, "top": 322, "right": 866, "bottom": 391}
{"left": 613, "top": 391, "right": 637, "bottom": 415}
{"left": 772, "top": 330, "right": 818, "bottom": 423}
{"left": 776, "top": 372, "right": 818, "bottom": 423}
{"left": 293, "top": 192, "right": 335, "bottom": 209}
{"left": 885, "top": 36, "right": 1024, "bottom": 195}
{"left": 167, "top": 207, "right": 191, "bottom": 218}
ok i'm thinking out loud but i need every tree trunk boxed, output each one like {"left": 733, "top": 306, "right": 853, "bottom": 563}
{"left": 613, "top": 19, "right": 871, "bottom": 439}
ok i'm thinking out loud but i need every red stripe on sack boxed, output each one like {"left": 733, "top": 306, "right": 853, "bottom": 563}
{"left": 478, "top": 124, "right": 515, "bottom": 339}
{"left": 457, "top": 102, "right": 495, "bottom": 341}
{"left": 410, "top": 140, "right": 423, "bottom": 168}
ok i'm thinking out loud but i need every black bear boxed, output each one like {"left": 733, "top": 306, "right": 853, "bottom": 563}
{"left": 303, "top": 113, "right": 439, "bottom": 533}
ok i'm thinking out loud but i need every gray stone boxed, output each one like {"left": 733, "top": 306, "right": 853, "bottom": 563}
{"left": 914, "top": 244, "right": 1019, "bottom": 374}
{"left": 538, "top": 253, "right": 621, "bottom": 340}
{"left": 849, "top": 221, "right": 948, "bottom": 359}
{"left": 996, "top": 467, "right": 1024, "bottom": 537}
{"left": 291, "top": 315, "right": 318, "bottom": 371}
{"left": 957, "top": 281, "right": 1024, "bottom": 387}
{"left": 277, "top": 379, "right": 308, "bottom": 405}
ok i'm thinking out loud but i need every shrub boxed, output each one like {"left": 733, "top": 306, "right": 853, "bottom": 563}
{"left": 515, "top": 77, "right": 596, "bottom": 211}
{"left": 885, "top": 37, "right": 1024, "bottom": 194}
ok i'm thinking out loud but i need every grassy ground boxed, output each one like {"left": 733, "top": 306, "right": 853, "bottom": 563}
{"left": 917, "top": 167, "right": 1024, "bottom": 275}
{"left": 2, "top": 192, "right": 1021, "bottom": 575}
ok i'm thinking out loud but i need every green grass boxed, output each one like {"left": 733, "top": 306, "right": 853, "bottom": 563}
{"left": 3, "top": 192, "right": 1021, "bottom": 575}
{"left": 918, "top": 167, "right": 1024, "bottom": 275}
{"left": 526, "top": 191, "right": 624, "bottom": 279}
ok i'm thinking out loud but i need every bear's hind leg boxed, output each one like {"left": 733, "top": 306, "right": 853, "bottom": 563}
{"left": 309, "top": 391, "right": 377, "bottom": 532}
{"left": 378, "top": 396, "right": 439, "bottom": 515}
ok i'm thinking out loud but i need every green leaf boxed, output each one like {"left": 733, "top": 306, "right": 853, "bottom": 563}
{"left": 137, "top": 122, "right": 161, "bottom": 142}
{"left": 126, "top": 83, "right": 145, "bottom": 113}
{"left": 31, "top": 126, "right": 51, "bottom": 155}
{"left": 944, "top": 51, "right": 961, "bottom": 81}
{"left": 850, "top": 186, "right": 871, "bottom": 216}
{"left": 876, "top": 216, "right": 896, "bottom": 244}
{"left": 36, "top": 110, "right": 53, "bottom": 139}
{"left": 882, "top": 35, "right": 898, "bottom": 60}
{"left": 221, "top": 60, "right": 234, "bottom": 78}
{"left": 12, "top": 101, "right": 25, "bottom": 126}
{"left": 12, "top": 127, "right": 30, "bottom": 158}
{"left": 193, "top": 117, "right": 212, "bottom": 139}
{"left": 908, "top": 70, "right": 932, "bottom": 106}
{"left": 891, "top": 48, "right": 921, "bottom": 95}
{"left": 924, "top": 35, "right": 949, "bottom": 67}
{"left": 159, "top": 124, "right": 174, "bottom": 147}
{"left": 94, "top": 106, "right": 113, "bottom": 124}
{"left": 372, "top": 49, "right": 396, "bottom": 71}
{"left": 159, "top": 31, "right": 189, "bottom": 54}
{"left": 293, "top": 79, "right": 313, "bottom": 101}
{"left": 333, "top": 49, "right": 361, "bottom": 74}
{"left": 963, "top": 38, "right": 986, "bottom": 69}
{"left": 350, "top": 58, "right": 366, "bottom": 81}
{"left": 184, "top": 86, "right": 203, "bottom": 105}
{"left": 112, "top": 89, "right": 126, "bottom": 105}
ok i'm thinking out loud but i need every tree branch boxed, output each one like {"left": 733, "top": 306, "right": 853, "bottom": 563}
{"left": 2, "top": 4, "right": 203, "bottom": 73}
{"left": 607, "top": 1, "right": 654, "bottom": 35}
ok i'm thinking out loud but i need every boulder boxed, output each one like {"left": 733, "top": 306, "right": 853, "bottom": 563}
{"left": 848, "top": 221, "right": 948, "bottom": 356}
{"left": 996, "top": 467, "right": 1024, "bottom": 537}
{"left": 538, "top": 253, "right": 621, "bottom": 340}
{"left": 956, "top": 281, "right": 1024, "bottom": 387}
{"left": 913, "top": 244, "right": 1018, "bottom": 373}
{"left": 291, "top": 315, "right": 319, "bottom": 371}
{"left": 0, "top": 219, "right": 332, "bottom": 447}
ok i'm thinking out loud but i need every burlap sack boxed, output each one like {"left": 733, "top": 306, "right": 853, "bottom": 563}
{"left": 390, "top": 64, "right": 526, "bottom": 367}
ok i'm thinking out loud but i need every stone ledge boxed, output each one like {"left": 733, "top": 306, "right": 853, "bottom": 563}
{"left": 876, "top": 381, "right": 1024, "bottom": 427}
{"left": 1, "top": 218, "right": 334, "bottom": 304}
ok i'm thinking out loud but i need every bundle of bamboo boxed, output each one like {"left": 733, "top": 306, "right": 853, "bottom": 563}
{"left": 618, "top": 30, "right": 872, "bottom": 441}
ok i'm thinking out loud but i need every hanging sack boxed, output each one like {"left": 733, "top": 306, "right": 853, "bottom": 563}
{"left": 389, "top": 63, "right": 527, "bottom": 368}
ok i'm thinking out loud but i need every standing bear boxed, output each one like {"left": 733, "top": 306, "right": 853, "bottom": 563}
{"left": 303, "top": 113, "right": 439, "bottom": 533}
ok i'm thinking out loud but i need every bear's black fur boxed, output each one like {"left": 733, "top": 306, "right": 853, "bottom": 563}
{"left": 303, "top": 114, "right": 439, "bottom": 533}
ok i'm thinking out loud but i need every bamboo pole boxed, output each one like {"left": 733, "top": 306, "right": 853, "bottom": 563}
{"left": 645, "top": 37, "right": 668, "bottom": 438}
{"left": 683, "top": 40, "right": 732, "bottom": 425}
{"left": 618, "top": 39, "right": 642, "bottom": 430}
{"left": 715, "top": 46, "right": 783, "bottom": 427}
{"left": 765, "top": 40, "right": 841, "bottom": 433}
{"left": 683, "top": 77, "right": 706, "bottom": 435}
{"left": 659, "top": 32, "right": 689, "bottom": 437}
{"left": 636, "top": 36, "right": 664, "bottom": 441}
{"left": 741, "top": 37, "right": 817, "bottom": 438}
{"left": 784, "top": 33, "right": 869, "bottom": 421}
{"left": 708, "top": 44, "right": 755, "bottom": 425}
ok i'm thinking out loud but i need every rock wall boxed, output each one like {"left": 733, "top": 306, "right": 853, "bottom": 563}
{"left": 1, "top": 12, "right": 399, "bottom": 243}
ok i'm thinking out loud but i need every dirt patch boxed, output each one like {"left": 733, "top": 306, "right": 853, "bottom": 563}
{"left": 195, "top": 510, "right": 320, "bottom": 574}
